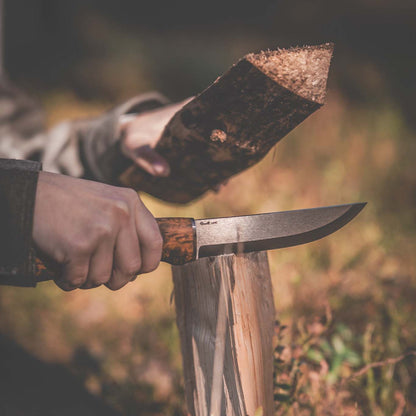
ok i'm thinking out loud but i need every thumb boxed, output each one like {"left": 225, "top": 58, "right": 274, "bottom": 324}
{"left": 130, "top": 145, "right": 170, "bottom": 177}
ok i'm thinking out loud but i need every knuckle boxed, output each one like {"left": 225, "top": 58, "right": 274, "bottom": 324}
{"left": 111, "top": 199, "right": 130, "bottom": 221}
{"left": 126, "top": 188, "right": 139, "bottom": 202}
{"left": 141, "top": 253, "right": 161, "bottom": 273}
{"left": 91, "top": 274, "right": 111, "bottom": 286}
{"left": 94, "top": 280, "right": 108, "bottom": 287}
{"left": 123, "top": 259, "right": 142, "bottom": 276}
{"left": 68, "top": 274, "right": 87, "bottom": 288}
{"left": 85, "top": 282, "right": 102, "bottom": 289}
{"left": 63, "top": 262, "right": 89, "bottom": 289}
{"left": 150, "top": 232, "right": 163, "bottom": 252}
{"left": 106, "top": 281, "right": 128, "bottom": 291}
{"left": 93, "top": 221, "right": 113, "bottom": 240}
{"left": 140, "top": 261, "right": 158, "bottom": 274}
{"left": 139, "top": 231, "right": 163, "bottom": 274}
{"left": 52, "top": 249, "right": 66, "bottom": 264}
{"left": 56, "top": 281, "right": 76, "bottom": 292}
{"left": 140, "top": 257, "right": 161, "bottom": 275}
{"left": 68, "top": 238, "right": 92, "bottom": 256}
{"left": 80, "top": 283, "right": 94, "bottom": 290}
{"left": 140, "top": 220, "right": 163, "bottom": 250}
{"left": 61, "top": 286, "right": 76, "bottom": 292}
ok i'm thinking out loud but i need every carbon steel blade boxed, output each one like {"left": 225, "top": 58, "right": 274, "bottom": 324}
{"left": 195, "top": 203, "right": 365, "bottom": 258}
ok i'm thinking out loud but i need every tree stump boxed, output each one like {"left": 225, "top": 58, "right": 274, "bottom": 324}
{"left": 172, "top": 252, "right": 275, "bottom": 416}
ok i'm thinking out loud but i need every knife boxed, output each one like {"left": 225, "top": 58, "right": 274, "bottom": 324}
{"left": 34, "top": 202, "right": 365, "bottom": 282}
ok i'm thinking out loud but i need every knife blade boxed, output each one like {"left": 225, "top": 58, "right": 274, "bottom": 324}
{"left": 35, "top": 202, "right": 365, "bottom": 282}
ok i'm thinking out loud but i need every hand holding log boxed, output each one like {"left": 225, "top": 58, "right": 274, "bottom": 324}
{"left": 117, "top": 43, "right": 334, "bottom": 203}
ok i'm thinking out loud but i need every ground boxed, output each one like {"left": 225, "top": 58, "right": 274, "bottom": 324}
{"left": 0, "top": 86, "right": 414, "bottom": 415}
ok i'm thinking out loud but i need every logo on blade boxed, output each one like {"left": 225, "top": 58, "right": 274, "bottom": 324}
{"left": 199, "top": 220, "right": 218, "bottom": 226}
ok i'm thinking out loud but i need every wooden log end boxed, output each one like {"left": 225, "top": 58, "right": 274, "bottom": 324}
{"left": 246, "top": 43, "right": 334, "bottom": 104}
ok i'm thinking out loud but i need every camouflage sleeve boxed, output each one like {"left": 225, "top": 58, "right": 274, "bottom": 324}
{"left": 0, "top": 79, "right": 45, "bottom": 162}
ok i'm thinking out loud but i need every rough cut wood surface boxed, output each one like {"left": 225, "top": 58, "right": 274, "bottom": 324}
{"left": 172, "top": 252, "right": 275, "bottom": 416}
{"left": 120, "top": 43, "right": 333, "bottom": 203}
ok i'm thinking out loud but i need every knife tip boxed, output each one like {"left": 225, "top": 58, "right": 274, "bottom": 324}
{"left": 348, "top": 201, "right": 367, "bottom": 218}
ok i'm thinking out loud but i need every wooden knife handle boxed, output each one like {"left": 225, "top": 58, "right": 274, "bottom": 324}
{"left": 156, "top": 217, "right": 196, "bottom": 265}
{"left": 34, "top": 217, "right": 196, "bottom": 283}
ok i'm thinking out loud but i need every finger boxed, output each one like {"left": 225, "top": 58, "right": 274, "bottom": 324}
{"left": 56, "top": 258, "right": 89, "bottom": 291}
{"left": 81, "top": 239, "right": 115, "bottom": 289}
{"left": 130, "top": 145, "right": 170, "bottom": 177}
{"left": 106, "top": 224, "right": 141, "bottom": 291}
{"left": 134, "top": 203, "right": 163, "bottom": 274}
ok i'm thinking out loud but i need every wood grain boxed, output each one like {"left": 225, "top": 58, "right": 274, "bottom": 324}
{"left": 157, "top": 217, "right": 195, "bottom": 265}
{"left": 172, "top": 252, "right": 275, "bottom": 416}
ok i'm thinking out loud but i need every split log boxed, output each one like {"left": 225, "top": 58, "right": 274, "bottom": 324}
{"left": 172, "top": 252, "right": 275, "bottom": 416}
{"left": 120, "top": 43, "right": 333, "bottom": 203}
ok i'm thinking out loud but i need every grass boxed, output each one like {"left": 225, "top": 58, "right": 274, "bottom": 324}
{"left": 0, "top": 85, "right": 414, "bottom": 415}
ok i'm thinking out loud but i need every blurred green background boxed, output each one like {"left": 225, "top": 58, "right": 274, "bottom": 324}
{"left": 0, "top": 1, "right": 415, "bottom": 415}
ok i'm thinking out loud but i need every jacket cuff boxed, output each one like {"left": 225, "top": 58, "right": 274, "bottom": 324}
{"left": 0, "top": 158, "right": 41, "bottom": 287}
{"left": 79, "top": 92, "right": 169, "bottom": 184}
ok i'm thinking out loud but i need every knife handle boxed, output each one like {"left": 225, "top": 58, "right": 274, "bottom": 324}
{"left": 157, "top": 217, "right": 196, "bottom": 265}
{"left": 34, "top": 217, "right": 196, "bottom": 283}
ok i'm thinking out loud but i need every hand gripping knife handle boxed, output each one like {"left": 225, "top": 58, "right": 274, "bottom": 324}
{"left": 34, "top": 218, "right": 196, "bottom": 282}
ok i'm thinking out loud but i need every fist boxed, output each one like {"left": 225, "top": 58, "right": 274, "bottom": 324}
{"left": 33, "top": 172, "right": 162, "bottom": 291}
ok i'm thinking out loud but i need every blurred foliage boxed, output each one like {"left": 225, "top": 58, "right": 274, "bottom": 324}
{"left": 0, "top": 1, "right": 415, "bottom": 415}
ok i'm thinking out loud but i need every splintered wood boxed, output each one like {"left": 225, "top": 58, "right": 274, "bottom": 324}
{"left": 120, "top": 43, "right": 333, "bottom": 203}
{"left": 173, "top": 253, "right": 275, "bottom": 416}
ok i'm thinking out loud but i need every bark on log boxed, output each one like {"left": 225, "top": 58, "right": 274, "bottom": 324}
{"left": 172, "top": 252, "right": 275, "bottom": 416}
{"left": 120, "top": 43, "right": 333, "bottom": 203}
